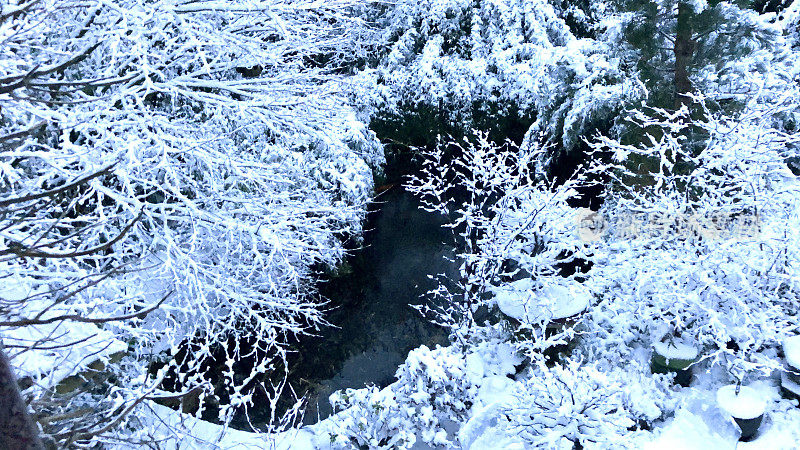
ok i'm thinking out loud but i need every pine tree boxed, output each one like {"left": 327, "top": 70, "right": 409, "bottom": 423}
{"left": 612, "top": 0, "right": 783, "bottom": 112}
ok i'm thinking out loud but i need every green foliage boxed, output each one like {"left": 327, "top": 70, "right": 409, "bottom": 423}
{"left": 613, "top": 0, "right": 782, "bottom": 109}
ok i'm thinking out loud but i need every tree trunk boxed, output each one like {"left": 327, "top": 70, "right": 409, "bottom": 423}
{"left": 674, "top": 1, "right": 694, "bottom": 110}
{"left": 0, "top": 345, "right": 44, "bottom": 450}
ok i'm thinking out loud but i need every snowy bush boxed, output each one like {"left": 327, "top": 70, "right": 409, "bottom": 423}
{"left": 394, "top": 344, "right": 476, "bottom": 444}
{"left": 502, "top": 361, "right": 642, "bottom": 449}
{"left": 585, "top": 95, "right": 800, "bottom": 380}
{"left": 356, "top": 0, "right": 641, "bottom": 156}
{"left": 329, "top": 344, "right": 475, "bottom": 449}
{"left": 459, "top": 359, "right": 668, "bottom": 450}
{"left": 0, "top": 0, "right": 382, "bottom": 444}
{"left": 407, "top": 132, "right": 593, "bottom": 360}
{"left": 328, "top": 385, "right": 417, "bottom": 449}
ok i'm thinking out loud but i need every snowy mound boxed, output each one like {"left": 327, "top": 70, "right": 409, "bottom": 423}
{"left": 653, "top": 340, "right": 699, "bottom": 362}
{"left": 716, "top": 385, "right": 766, "bottom": 420}
{"left": 783, "top": 335, "right": 800, "bottom": 369}
{"left": 493, "top": 278, "right": 591, "bottom": 323}
{"left": 0, "top": 277, "right": 128, "bottom": 384}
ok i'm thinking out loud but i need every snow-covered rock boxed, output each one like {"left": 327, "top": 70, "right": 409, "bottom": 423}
{"left": 781, "top": 371, "right": 800, "bottom": 397}
{"left": 492, "top": 278, "right": 591, "bottom": 323}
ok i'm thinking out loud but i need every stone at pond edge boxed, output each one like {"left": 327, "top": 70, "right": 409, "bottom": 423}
{"left": 650, "top": 352, "right": 696, "bottom": 371}
{"left": 781, "top": 336, "right": 800, "bottom": 403}
{"left": 652, "top": 341, "right": 698, "bottom": 367}
{"left": 650, "top": 358, "right": 693, "bottom": 387}
{"left": 492, "top": 278, "right": 591, "bottom": 323}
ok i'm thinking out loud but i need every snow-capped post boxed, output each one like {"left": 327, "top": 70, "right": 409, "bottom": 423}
{"left": 716, "top": 384, "right": 767, "bottom": 442}
{"left": 781, "top": 336, "right": 800, "bottom": 401}
{"left": 650, "top": 336, "right": 698, "bottom": 387}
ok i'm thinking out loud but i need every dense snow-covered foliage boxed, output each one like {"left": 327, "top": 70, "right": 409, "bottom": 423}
{"left": 388, "top": 6, "right": 800, "bottom": 443}
{"left": 586, "top": 96, "right": 800, "bottom": 380}
{"left": 357, "top": 0, "right": 641, "bottom": 157}
{"left": 501, "top": 362, "right": 641, "bottom": 448}
{"left": 325, "top": 327, "right": 526, "bottom": 449}
{"left": 328, "top": 344, "right": 474, "bottom": 448}
{"left": 324, "top": 328, "right": 675, "bottom": 449}
{"left": 1, "top": 0, "right": 381, "bottom": 444}
{"left": 4, "top": 0, "right": 800, "bottom": 447}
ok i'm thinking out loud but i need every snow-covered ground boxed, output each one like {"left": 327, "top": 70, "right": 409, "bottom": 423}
{"left": 126, "top": 341, "right": 800, "bottom": 449}
{"left": 119, "top": 402, "right": 315, "bottom": 449}
{"left": 4, "top": 1, "right": 800, "bottom": 448}
{"left": 1, "top": 274, "right": 128, "bottom": 386}
{"left": 646, "top": 380, "right": 800, "bottom": 449}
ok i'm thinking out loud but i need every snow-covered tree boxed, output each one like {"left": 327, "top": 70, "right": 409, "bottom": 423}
{"left": 406, "top": 131, "right": 594, "bottom": 362}
{"left": 354, "top": 0, "right": 642, "bottom": 165}
{"left": 608, "top": 0, "right": 788, "bottom": 112}
{"left": 1, "top": 0, "right": 382, "bottom": 444}
{"left": 585, "top": 90, "right": 800, "bottom": 382}
{"left": 574, "top": 4, "right": 800, "bottom": 382}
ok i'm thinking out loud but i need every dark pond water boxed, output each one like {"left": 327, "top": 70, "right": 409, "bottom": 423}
{"left": 285, "top": 187, "right": 456, "bottom": 424}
